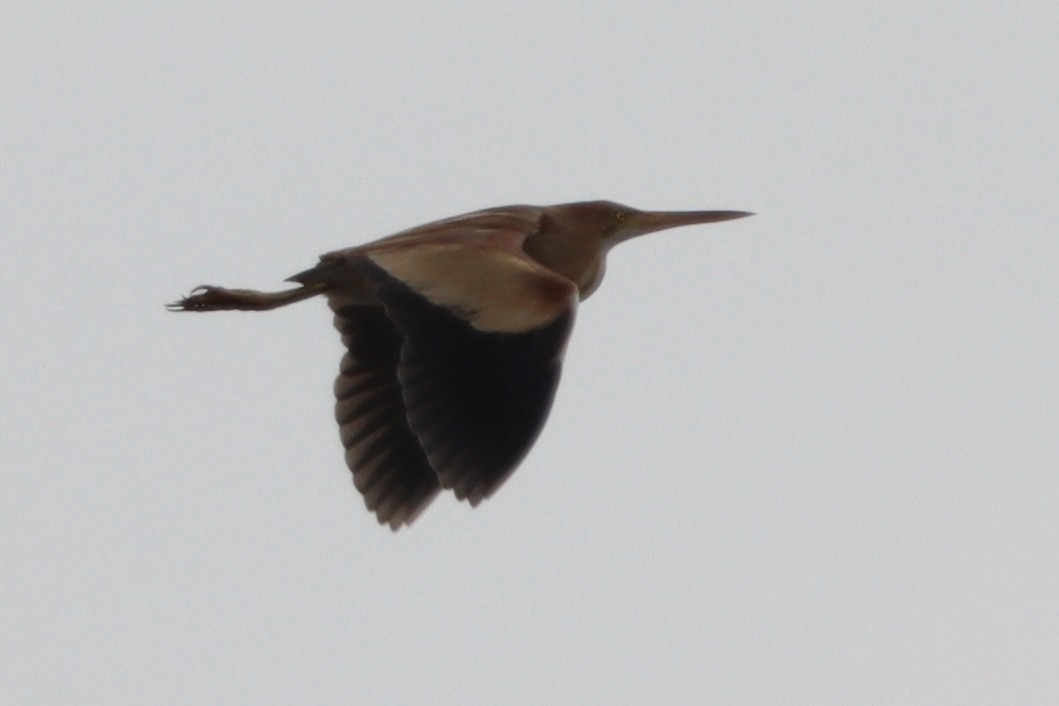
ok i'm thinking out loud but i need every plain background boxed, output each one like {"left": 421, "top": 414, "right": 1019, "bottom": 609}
{"left": 4, "top": 3, "right": 1057, "bottom": 704}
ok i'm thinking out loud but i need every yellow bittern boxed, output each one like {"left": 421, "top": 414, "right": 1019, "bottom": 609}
{"left": 170, "top": 200, "right": 752, "bottom": 528}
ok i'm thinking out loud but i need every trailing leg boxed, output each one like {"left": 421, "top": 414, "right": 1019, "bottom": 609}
{"left": 167, "top": 283, "right": 325, "bottom": 312}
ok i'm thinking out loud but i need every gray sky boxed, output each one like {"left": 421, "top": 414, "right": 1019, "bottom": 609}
{"left": 4, "top": 3, "right": 1057, "bottom": 704}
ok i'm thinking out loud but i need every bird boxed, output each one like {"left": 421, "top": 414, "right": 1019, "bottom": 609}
{"left": 169, "top": 200, "right": 752, "bottom": 528}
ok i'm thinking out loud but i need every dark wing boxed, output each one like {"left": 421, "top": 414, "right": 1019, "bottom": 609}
{"left": 357, "top": 238, "right": 578, "bottom": 505}
{"left": 330, "top": 298, "right": 441, "bottom": 529}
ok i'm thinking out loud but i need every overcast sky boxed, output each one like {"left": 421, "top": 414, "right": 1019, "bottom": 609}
{"left": 4, "top": 3, "right": 1057, "bottom": 704}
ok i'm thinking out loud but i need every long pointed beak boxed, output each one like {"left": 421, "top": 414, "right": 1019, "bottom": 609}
{"left": 630, "top": 209, "right": 754, "bottom": 238}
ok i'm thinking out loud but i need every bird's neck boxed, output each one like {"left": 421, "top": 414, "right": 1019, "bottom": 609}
{"left": 522, "top": 230, "right": 605, "bottom": 301}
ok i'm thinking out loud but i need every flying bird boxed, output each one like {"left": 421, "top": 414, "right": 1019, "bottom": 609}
{"left": 169, "top": 200, "right": 752, "bottom": 528}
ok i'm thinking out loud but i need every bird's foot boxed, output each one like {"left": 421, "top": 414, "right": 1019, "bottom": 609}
{"left": 167, "top": 283, "right": 324, "bottom": 311}
{"left": 167, "top": 285, "right": 266, "bottom": 311}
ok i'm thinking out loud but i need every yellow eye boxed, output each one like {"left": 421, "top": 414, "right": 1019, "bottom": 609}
{"left": 614, "top": 211, "right": 627, "bottom": 223}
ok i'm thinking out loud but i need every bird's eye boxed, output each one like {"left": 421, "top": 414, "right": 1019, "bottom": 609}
{"left": 614, "top": 211, "right": 627, "bottom": 223}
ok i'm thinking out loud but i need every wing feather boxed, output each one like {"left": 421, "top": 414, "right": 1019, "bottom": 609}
{"left": 352, "top": 240, "right": 577, "bottom": 505}
{"left": 329, "top": 302, "right": 441, "bottom": 528}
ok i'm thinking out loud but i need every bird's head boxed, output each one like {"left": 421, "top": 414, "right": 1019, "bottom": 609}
{"left": 528, "top": 200, "right": 752, "bottom": 298}
{"left": 543, "top": 200, "right": 753, "bottom": 251}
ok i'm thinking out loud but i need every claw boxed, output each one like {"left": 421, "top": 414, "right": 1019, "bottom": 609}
{"left": 166, "top": 285, "right": 228, "bottom": 311}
